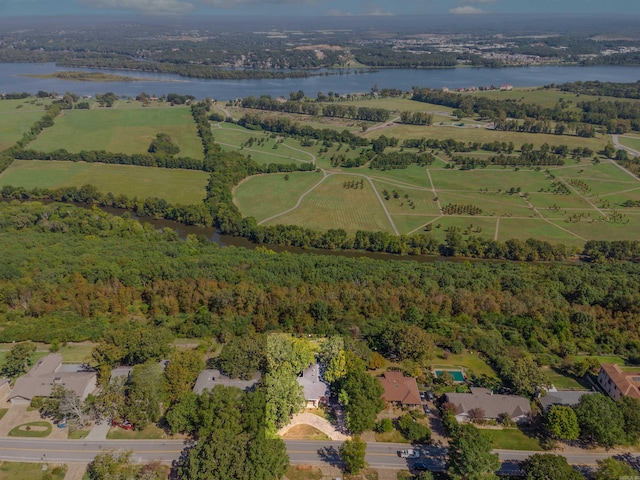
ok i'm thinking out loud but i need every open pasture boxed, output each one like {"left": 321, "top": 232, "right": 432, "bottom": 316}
{"left": 260, "top": 173, "right": 393, "bottom": 233}
{"left": 619, "top": 136, "right": 640, "bottom": 153}
{"left": 233, "top": 172, "right": 324, "bottom": 222}
{"left": 327, "top": 96, "right": 456, "bottom": 115}
{"left": 367, "top": 123, "right": 607, "bottom": 151}
{"left": 428, "top": 167, "right": 552, "bottom": 193}
{"left": 392, "top": 215, "right": 441, "bottom": 235}
{"left": 463, "top": 87, "right": 609, "bottom": 108}
{"left": 0, "top": 97, "right": 51, "bottom": 149}
{"left": 372, "top": 179, "right": 441, "bottom": 215}
{"left": 0, "top": 160, "right": 209, "bottom": 204}
{"left": 28, "top": 106, "right": 204, "bottom": 159}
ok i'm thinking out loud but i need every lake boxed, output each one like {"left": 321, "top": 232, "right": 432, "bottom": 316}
{"left": 1, "top": 62, "right": 640, "bottom": 100}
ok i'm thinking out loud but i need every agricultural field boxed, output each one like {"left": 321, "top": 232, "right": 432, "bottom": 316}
{"left": 0, "top": 160, "right": 209, "bottom": 204}
{"left": 0, "top": 98, "right": 52, "bottom": 150}
{"left": 28, "top": 106, "right": 204, "bottom": 159}
{"left": 463, "top": 87, "right": 603, "bottom": 108}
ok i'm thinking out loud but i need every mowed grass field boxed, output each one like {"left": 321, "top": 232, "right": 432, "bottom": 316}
{"left": 367, "top": 123, "right": 608, "bottom": 151}
{"left": 234, "top": 155, "right": 640, "bottom": 242}
{"left": 0, "top": 98, "right": 52, "bottom": 150}
{"left": 0, "top": 160, "right": 209, "bottom": 204}
{"left": 619, "top": 136, "right": 640, "bottom": 153}
{"left": 28, "top": 106, "right": 204, "bottom": 159}
{"left": 259, "top": 173, "right": 393, "bottom": 234}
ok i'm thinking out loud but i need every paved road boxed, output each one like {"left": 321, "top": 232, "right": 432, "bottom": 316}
{"left": 0, "top": 437, "right": 623, "bottom": 470}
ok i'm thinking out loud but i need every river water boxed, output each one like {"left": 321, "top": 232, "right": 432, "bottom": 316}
{"left": 2, "top": 62, "right": 640, "bottom": 100}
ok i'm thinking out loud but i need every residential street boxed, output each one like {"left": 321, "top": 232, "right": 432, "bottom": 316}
{"left": 0, "top": 437, "right": 623, "bottom": 469}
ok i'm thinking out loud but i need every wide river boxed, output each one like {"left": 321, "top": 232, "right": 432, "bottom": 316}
{"left": 2, "top": 62, "right": 640, "bottom": 99}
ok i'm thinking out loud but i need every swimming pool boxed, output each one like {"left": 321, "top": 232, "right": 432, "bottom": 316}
{"left": 435, "top": 370, "right": 465, "bottom": 382}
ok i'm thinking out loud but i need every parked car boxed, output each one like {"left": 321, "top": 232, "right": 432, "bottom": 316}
{"left": 414, "top": 462, "right": 429, "bottom": 471}
{"left": 112, "top": 419, "right": 133, "bottom": 430}
{"left": 399, "top": 449, "right": 420, "bottom": 459}
{"left": 423, "top": 405, "right": 431, "bottom": 415}
{"left": 426, "top": 391, "right": 434, "bottom": 401}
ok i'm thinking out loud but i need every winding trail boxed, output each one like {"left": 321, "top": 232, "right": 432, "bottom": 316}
{"left": 366, "top": 176, "right": 399, "bottom": 235}
{"left": 258, "top": 170, "right": 333, "bottom": 225}
{"left": 494, "top": 218, "right": 500, "bottom": 241}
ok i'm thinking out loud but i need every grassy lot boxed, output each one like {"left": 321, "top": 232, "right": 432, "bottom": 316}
{"left": 328, "top": 97, "right": 455, "bottom": 115}
{"left": 262, "top": 173, "right": 393, "bottom": 234}
{"left": 106, "top": 423, "right": 165, "bottom": 440}
{"left": 619, "top": 136, "right": 640, "bottom": 153}
{"left": 366, "top": 124, "right": 607, "bottom": 152}
{"left": 59, "top": 342, "right": 95, "bottom": 363}
{"left": 372, "top": 180, "right": 441, "bottom": 215}
{"left": 374, "top": 428, "right": 410, "bottom": 443}
{"left": 431, "top": 350, "right": 498, "bottom": 379}
{"left": 0, "top": 462, "right": 66, "bottom": 480}
{"left": 9, "top": 421, "right": 52, "bottom": 438}
{"left": 285, "top": 465, "right": 323, "bottom": 480}
{"left": 544, "top": 367, "right": 589, "bottom": 390}
{"left": 68, "top": 429, "right": 90, "bottom": 439}
{"left": 281, "top": 425, "right": 330, "bottom": 441}
{"left": 0, "top": 160, "right": 209, "bottom": 205}
{"left": 0, "top": 109, "right": 47, "bottom": 150}
{"left": 0, "top": 410, "right": 7, "bottom": 422}
{"left": 29, "top": 106, "right": 204, "bottom": 159}
{"left": 392, "top": 215, "right": 441, "bottom": 235}
{"left": 234, "top": 172, "right": 324, "bottom": 222}
{"left": 463, "top": 87, "right": 605, "bottom": 108}
{"left": 486, "top": 428, "right": 542, "bottom": 451}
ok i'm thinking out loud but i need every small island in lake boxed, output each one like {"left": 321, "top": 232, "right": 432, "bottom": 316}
{"left": 23, "top": 71, "right": 143, "bottom": 82}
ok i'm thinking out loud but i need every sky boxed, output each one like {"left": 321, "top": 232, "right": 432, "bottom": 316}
{"left": 1, "top": 0, "right": 639, "bottom": 18}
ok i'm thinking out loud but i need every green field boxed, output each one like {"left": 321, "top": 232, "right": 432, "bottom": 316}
{"left": 233, "top": 172, "right": 324, "bottom": 222}
{"left": 0, "top": 160, "right": 209, "bottom": 204}
{"left": 260, "top": 173, "right": 393, "bottom": 234}
{"left": 366, "top": 123, "right": 607, "bottom": 151}
{"left": 0, "top": 462, "right": 66, "bottom": 480}
{"left": 618, "top": 136, "right": 640, "bottom": 153}
{"left": 487, "top": 428, "right": 542, "bottom": 451}
{"left": 0, "top": 105, "right": 48, "bottom": 150}
{"left": 28, "top": 106, "right": 204, "bottom": 159}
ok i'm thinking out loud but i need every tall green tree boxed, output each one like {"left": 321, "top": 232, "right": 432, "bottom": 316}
{"left": 216, "top": 334, "right": 266, "bottom": 380}
{"left": 124, "top": 363, "right": 165, "bottom": 429}
{"left": 340, "top": 436, "right": 367, "bottom": 475}
{"left": 522, "top": 454, "right": 584, "bottom": 480}
{"left": 618, "top": 396, "right": 640, "bottom": 444}
{"left": 263, "top": 368, "right": 305, "bottom": 432}
{"left": 0, "top": 342, "right": 36, "bottom": 379}
{"left": 544, "top": 405, "right": 579, "bottom": 441}
{"left": 339, "top": 368, "right": 384, "bottom": 434}
{"left": 593, "top": 458, "right": 636, "bottom": 480}
{"left": 574, "top": 393, "right": 624, "bottom": 448}
{"left": 164, "top": 349, "right": 204, "bottom": 403}
{"left": 447, "top": 424, "right": 500, "bottom": 480}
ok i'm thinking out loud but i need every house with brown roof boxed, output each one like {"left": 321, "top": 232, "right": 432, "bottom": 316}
{"left": 379, "top": 371, "right": 421, "bottom": 406}
{"left": 446, "top": 387, "right": 531, "bottom": 424}
{"left": 597, "top": 364, "right": 640, "bottom": 401}
{"left": 7, "top": 354, "right": 97, "bottom": 405}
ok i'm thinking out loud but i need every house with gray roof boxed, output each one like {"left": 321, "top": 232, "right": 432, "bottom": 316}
{"left": 297, "top": 363, "right": 329, "bottom": 408}
{"left": 8, "top": 354, "right": 97, "bottom": 405}
{"left": 193, "top": 369, "right": 261, "bottom": 395}
{"left": 445, "top": 387, "right": 531, "bottom": 424}
{"left": 539, "top": 390, "right": 595, "bottom": 412}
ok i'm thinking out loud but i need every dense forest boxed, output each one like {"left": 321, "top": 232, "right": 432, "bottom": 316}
{"left": 2, "top": 201, "right": 640, "bottom": 367}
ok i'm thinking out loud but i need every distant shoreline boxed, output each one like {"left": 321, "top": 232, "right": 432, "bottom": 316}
{"left": 22, "top": 71, "right": 145, "bottom": 82}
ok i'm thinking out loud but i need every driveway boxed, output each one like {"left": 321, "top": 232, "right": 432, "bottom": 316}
{"left": 279, "top": 413, "right": 349, "bottom": 441}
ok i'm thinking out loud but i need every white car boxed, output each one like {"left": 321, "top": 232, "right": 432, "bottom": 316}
{"left": 399, "top": 449, "right": 420, "bottom": 459}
